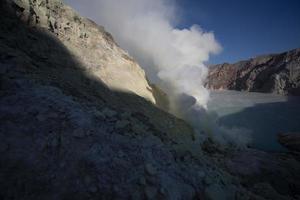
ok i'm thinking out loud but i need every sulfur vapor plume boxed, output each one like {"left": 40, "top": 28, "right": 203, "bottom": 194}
{"left": 64, "top": 0, "right": 221, "bottom": 112}
{"left": 64, "top": 0, "right": 253, "bottom": 148}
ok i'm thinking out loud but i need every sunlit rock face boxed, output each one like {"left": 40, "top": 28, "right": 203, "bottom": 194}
{"left": 206, "top": 48, "right": 300, "bottom": 95}
{"left": 10, "top": 0, "right": 155, "bottom": 103}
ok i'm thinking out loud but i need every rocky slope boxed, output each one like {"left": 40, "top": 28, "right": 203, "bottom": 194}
{"left": 278, "top": 133, "right": 300, "bottom": 153}
{"left": 206, "top": 48, "right": 300, "bottom": 95}
{"left": 1, "top": 0, "right": 300, "bottom": 199}
{"left": 10, "top": 0, "right": 155, "bottom": 103}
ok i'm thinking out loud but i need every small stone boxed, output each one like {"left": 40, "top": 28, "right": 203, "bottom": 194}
{"left": 0, "top": 143, "right": 8, "bottom": 153}
{"left": 86, "top": 130, "right": 94, "bottom": 136}
{"left": 37, "top": 114, "right": 47, "bottom": 122}
{"left": 29, "top": 14, "right": 37, "bottom": 26}
{"left": 205, "top": 184, "right": 226, "bottom": 200}
{"left": 73, "top": 129, "right": 85, "bottom": 138}
{"left": 198, "top": 171, "right": 206, "bottom": 178}
{"left": 102, "top": 108, "right": 117, "bottom": 118}
{"left": 94, "top": 110, "right": 105, "bottom": 119}
{"left": 50, "top": 170, "right": 57, "bottom": 177}
{"left": 183, "top": 154, "right": 191, "bottom": 162}
{"left": 113, "top": 185, "right": 119, "bottom": 193}
{"left": 131, "top": 190, "right": 142, "bottom": 200}
{"left": 50, "top": 138, "right": 59, "bottom": 148}
{"left": 117, "top": 150, "right": 125, "bottom": 158}
{"left": 89, "top": 185, "right": 98, "bottom": 193}
{"left": 146, "top": 176, "right": 157, "bottom": 185}
{"left": 49, "top": 16, "right": 56, "bottom": 27}
{"left": 159, "top": 187, "right": 166, "bottom": 195}
{"left": 121, "top": 112, "right": 132, "bottom": 119}
{"left": 115, "top": 120, "right": 130, "bottom": 129}
{"left": 132, "top": 123, "right": 148, "bottom": 134}
{"left": 145, "top": 186, "right": 158, "bottom": 200}
{"left": 204, "top": 175, "right": 213, "bottom": 186}
{"left": 59, "top": 162, "right": 66, "bottom": 168}
{"left": 48, "top": 112, "right": 58, "bottom": 118}
{"left": 84, "top": 175, "right": 92, "bottom": 185}
{"left": 145, "top": 164, "right": 157, "bottom": 176}
{"left": 138, "top": 177, "right": 146, "bottom": 185}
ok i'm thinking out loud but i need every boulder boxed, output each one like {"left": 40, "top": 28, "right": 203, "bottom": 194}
{"left": 278, "top": 132, "right": 300, "bottom": 152}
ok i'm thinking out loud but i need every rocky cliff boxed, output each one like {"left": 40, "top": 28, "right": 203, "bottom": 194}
{"left": 1, "top": 0, "right": 300, "bottom": 199}
{"left": 9, "top": 0, "right": 155, "bottom": 103}
{"left": 206, "top": 48, "right": 300, "bottom": 95}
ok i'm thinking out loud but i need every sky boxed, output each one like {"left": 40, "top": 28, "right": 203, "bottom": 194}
{"left": 65, "top": 0, "right": 300, "bottom": 65}
{"left": 176, "top": 0, "right": 300, "bottom": 64}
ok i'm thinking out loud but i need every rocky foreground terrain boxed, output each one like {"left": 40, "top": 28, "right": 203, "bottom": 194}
{"left": 206, "top": 48, "right": 300, "bottom": 95}
{"left": 1, "top": 0, "right": 300, "bottom": 199}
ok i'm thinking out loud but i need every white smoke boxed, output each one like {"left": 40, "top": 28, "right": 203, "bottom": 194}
{"left": 65, "top": 0, "right": 253, "bottom": 148}
{"left": 65, "top": 0, "right": 221, "bottom": 111}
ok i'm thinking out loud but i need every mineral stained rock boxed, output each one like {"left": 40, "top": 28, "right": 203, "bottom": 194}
{"left": 206, "top": 48, "right": 300, "bottom": 95}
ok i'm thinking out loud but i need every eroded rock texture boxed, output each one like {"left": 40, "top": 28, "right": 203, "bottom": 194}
{"left": 206, "top": 48, "right": 300, "bottom": 95}
{"left": 10, "top": 0, "right": 155, "bottom": 103}
{"left": 1, "top": 0, "right": 300, "bottom": 199}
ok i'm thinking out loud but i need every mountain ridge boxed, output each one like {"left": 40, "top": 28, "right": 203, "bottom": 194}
{"left": 206, "top": 48, "right": 300, "bottom": 95}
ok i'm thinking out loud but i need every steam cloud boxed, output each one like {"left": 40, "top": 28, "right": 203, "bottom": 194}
{"left": 66, "top": 0, "right": 252, "bottom": 148}
{"left": 65, "top": 0, "right": 221, "bottom": 111}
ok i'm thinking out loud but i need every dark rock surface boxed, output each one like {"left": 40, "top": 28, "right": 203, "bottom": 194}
{"left": 278, "top": 133, "right": 300, "bottom": 152}
{"left": 224, "top": 149, "right": 300, "bottom": 199}
{"left": 1, "top": 0, "right": 300, "bottom": 199}
{"left": 206, "top": 48, "right": 300, "bottom": 95}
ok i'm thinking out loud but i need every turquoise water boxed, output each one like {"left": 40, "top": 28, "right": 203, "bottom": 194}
{"left": 207, "top": 90, "right": 300, "bottom": 151}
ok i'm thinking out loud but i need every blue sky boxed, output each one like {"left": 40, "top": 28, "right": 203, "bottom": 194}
{"left": 177, "top": 0, "right": 300, "bottom": 64}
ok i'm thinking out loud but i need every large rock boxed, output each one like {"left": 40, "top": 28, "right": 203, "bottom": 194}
{"left": 7, "top": 0, "right": 155, "bottom": 103}
{"left": 206, "top": 48, "right": 300, "bottom": 95}
{"left": 278, "top": 133, "right": 300, "bottom": 152}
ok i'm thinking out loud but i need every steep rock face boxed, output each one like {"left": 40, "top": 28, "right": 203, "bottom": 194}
{"left": 0, "top": 1, "right": 236, "bottom": 199}
{"left": 11, "top": 0, "right": 155, "bottom": 103}
{"left": 206, "top": 48, "right": 300, "bottom": 95}
{"left": 1, "top": 0, "right": 300, "bottom": 199}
